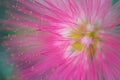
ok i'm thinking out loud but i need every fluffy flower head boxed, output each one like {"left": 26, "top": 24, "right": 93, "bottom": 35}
{"left": 2, "top": 0, "right": 120, "bottom": 80}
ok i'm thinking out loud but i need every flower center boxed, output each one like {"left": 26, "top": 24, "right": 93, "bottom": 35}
{"left": 69, "top": 21, "right": 102, "bottom": 59}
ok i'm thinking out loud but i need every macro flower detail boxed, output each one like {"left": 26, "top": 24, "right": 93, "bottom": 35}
{"left": 67, "top": 21, "right": 102, "bottom": 59}
{"left": 2, "top": 0, "right": 120, "bottom": 80}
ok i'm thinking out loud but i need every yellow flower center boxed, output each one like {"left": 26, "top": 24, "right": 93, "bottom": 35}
{"left": 69, "top": 21, "right": 102, "bottom": 59}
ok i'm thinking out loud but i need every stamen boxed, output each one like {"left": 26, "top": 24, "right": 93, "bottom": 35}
{"left": 72, "top": 41, "right": 83, "bottom": 51}
{"left": 69, "top": 21, "right": 102, "bottom": 59}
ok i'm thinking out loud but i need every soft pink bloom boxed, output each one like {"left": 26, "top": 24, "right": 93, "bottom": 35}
{"left": 3, "top": 0, "right": 120, "bottom": 80}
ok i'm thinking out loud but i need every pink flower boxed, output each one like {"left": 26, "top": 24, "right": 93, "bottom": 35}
{"left": 3, "top": 0, "right": 120, "bottom": 80}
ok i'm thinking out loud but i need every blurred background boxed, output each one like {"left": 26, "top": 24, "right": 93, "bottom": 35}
{"left": 0, "top": 0, "right": 16, "bottom": 80}
{"left": 0, "top": 0, "right": 119, "bottom": 80}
